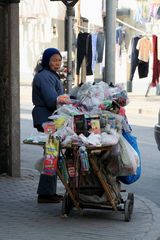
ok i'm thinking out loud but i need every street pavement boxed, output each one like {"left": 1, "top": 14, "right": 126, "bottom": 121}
{"left": 1, "top": 168, "right": 160, "bottom": 240}
{"left": 0, "top": 85, "right": 160, "bottom": 240}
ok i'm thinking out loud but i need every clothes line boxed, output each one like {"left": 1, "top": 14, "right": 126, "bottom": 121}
{"left": 74, "top": 23, "right": 103, "bottom": 33}
{"left": 75, "top": 19, "right": 145, "bottom": 35}
{"left": 76, "top": 18, "right": 158, "bottom": 36}
{"left": 116, "top": 18, "right": 146, "bottom": 35}
{"left": 74, "top": 24, "right": 88, "bottom": 30}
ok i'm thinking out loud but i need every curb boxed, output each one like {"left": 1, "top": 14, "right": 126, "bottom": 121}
{"left": 136, "top": 195, "right": 160, "bottom": 240}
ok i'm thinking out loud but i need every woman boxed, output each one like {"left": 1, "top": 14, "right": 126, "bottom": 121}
{"left": 32, "top": 48, "right": 64, "bottom": 203}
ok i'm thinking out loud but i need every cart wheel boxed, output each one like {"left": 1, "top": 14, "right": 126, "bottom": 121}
{"left": 62, "top": 192, "right": 74, "bottom": 216}
{"left": 124, "top": 197, "right": 134, "bottom": 222}
{"left": 128, "top": 192, "right": 134, "bottom": 204}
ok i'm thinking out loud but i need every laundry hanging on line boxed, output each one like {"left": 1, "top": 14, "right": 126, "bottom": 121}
{"left": 128, "top": 35, "right": 152, "bottom": 81}
{"left": 76, "top": 31, "right": 104, "bottom": 76}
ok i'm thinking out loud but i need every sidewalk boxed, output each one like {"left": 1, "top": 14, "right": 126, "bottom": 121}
{"left": 0, "top": 169, "right": 160, "bottom": 240}
{"left": 127, "top": 93, "right": 160, "bottom": 116}
{"left": 125, "top": 93, "right": 160, "bottom": 128}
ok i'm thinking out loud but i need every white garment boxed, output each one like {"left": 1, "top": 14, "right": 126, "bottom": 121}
{"left": 19, "top": 0, "right": 65, "bottom": 20}
{"left": 80, "top": 0, "right": 103, "bottom": 26}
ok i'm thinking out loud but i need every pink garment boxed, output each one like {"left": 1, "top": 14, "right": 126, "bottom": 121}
{"left": 149, "top": 3, "right": 160, "bottom": 18}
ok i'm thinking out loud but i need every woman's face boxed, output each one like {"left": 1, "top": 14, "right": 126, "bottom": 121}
{"left": 49, "top": 54, "right": 62, "bottom": 71}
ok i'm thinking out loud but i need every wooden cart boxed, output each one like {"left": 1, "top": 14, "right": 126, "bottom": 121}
{"left": 23, "top": 139, "right": 134, "bottom": 221}
{"left": 58, "top": 143, "right": 134, "bottom": 222}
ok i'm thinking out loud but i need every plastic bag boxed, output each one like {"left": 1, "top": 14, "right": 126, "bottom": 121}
{"left": 101, "top": 132, "right": 119, "bottom": 146}
{"left": 56, "top": 104, "right": 81, "bottom": 116}
{"left": 108, "top": 83, "right": 129, "bottom": 106}
{"left": 77, "top": 82, "right": 108, "bottom": 110}
{"left": 100, "top": 144, "right": 123, "bottom": 176}
{"left": 119, "top": 135, "right": 139, "bottom": 175}
{"left": 42, "top": 122, "right": 56, "bottom": 134}
{"left": 118, "top": 131, "right": 141, "bottom": 184}
{"left": 34, "top": 157, "right": 44, "bottom": 173}
{"left": 42, "top": 137, "right": 60, "bottom": 175}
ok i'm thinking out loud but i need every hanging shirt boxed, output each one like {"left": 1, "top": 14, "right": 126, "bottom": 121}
{"left": 136, "top": 36, "right": 152, "bottom": 62}
{"left": 96, "top": 32, "right": 104, "bottom": 63}
{"left": 152, "top": 34, "right": 160, "bottom": 86}
{"left": 158, "top": 35, "right": 160, "bottom": 61}
{"left": 91, "top": 32, "right": 98, "bottom": 73}
{"left": 128, "top": 35, "right": 142, "bottom": 81}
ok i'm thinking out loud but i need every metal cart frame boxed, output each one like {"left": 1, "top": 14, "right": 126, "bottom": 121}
{"left": 58, "top": 144, "right": 134, "bottom": 222}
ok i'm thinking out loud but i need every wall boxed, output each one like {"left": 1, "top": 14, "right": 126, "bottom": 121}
{"left": 20, "top": 17, "right": 65, "bottom": 84}
{"left": 19, "top": 0, "right": 66, "bottom": 84}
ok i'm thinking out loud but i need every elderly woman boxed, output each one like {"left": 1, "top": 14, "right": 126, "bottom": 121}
{"left": 32, "top": 48, "right": 64, "bottom": 203}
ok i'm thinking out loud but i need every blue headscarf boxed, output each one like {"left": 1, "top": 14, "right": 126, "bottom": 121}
{"left": 41, "top": 48, "right": 62, "bottom": 68}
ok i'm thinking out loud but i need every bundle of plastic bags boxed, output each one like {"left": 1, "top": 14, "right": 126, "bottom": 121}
{"left": 99, "top": 131, "right": 141, "bottom": 184}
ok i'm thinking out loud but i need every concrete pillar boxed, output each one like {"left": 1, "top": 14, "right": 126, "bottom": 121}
{"left": 104, "top": 0, "right": 116, "bottom": 84}
{"left": 66, "top": 6, "right": 74, "bottom": 93}
{"left": 0, "top": 3, "right": 20, "bottom": 177}
{"left": 8, "top": 3, "right": 20, "bottom": 177}
{"left": 0, "top": 5, "right": 8, "bottom": 174}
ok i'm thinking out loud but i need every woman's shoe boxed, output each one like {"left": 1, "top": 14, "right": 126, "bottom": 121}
{"left": 37, "top": 195, "right": 61, "bottom": 203}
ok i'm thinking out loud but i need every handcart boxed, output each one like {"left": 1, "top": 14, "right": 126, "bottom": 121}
{"left": 58, "top": 143, "right": 134, "bottom": 222}
{"left": 23, "top": 138, "right": 134, "bottom": 222}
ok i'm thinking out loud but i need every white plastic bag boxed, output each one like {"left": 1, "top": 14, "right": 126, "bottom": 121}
{"left": 101, "top": 132, "right": 119, "bottom": 146}
{"left": 34, "top": 157, "right": 44, "bottom": 173}
{"left": 77, "top": 82, "right": 108, "bottom": 110}
{"left": 119, "top": 135, "right": 139, "bottom": 175}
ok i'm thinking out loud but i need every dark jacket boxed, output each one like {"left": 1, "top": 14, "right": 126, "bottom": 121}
{"left": 32, "top": 68, "right": 64, "bottom": 127}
